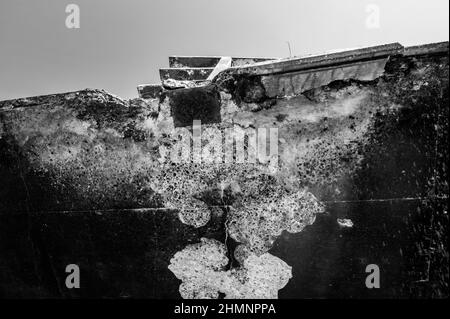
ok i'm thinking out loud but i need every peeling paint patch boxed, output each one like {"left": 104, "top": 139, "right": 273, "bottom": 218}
{"left": 228, "top": 189, "right": 324, "bottom": 255}
{"left": 168, "top": 238, "right": 292, "bottom": 299}
{"left": 337, "top": 218, "right": 354, "bottom": 228}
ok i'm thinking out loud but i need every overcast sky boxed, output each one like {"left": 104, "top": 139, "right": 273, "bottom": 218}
{"left": 0, "top": 0, "right": 448, "bottom": 100}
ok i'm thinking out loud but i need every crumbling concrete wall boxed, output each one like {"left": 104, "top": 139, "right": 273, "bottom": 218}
{"left": 0, "top": 43, "right": 448, "bottom": 298}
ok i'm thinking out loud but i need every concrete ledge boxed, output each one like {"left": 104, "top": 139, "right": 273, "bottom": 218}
{"left": 224, "top": 43, "right": 404, "bottom": 77}
{"left": 404, "top": 41, "right": 449, "bottom": 56}
{"left": 169, "top": 56, "right": 278, "bottom": 68}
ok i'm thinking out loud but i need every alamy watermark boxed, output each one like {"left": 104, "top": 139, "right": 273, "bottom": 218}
{"left": 365, "top": 4, "right": 381, "bottom": 29}
{"left": 158, "top": 120, "right": 279, "bottom": 172}
{"left": 65, "top": 4, "right": 80, "bottom": 29}
{"left": 65, "top": 264, "right": 80, "bottom": 289}
{"left": 365, "top": 264, "right": 380, "bottom": 288}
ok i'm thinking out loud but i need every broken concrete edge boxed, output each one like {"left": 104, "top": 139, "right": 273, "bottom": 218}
{"left": 138, "top": 41, "right": 448, "bottom": 99}
{"left": 403, "top": 41, "right": 449, "bottom": 56}
{"left": 137, "top": 80, "right": 213, "bottom": 99}
{"left": 1, "top": 41, "right": 448, "bottom": 107}
{"left": 207, "top": 41, "right": 449, "bottom": 102}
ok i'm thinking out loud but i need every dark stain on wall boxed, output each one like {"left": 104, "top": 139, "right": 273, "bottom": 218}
{"left": 167, "top": 84, "right": 221, "bottom": 127}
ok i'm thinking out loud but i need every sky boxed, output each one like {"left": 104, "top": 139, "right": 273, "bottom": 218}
{"left": 0, "top": 0, "right": 448, "bottom": 100}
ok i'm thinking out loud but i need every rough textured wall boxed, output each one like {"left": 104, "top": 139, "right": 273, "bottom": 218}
{"left": 0, "top": 47, "right": 448, "bottom": 298}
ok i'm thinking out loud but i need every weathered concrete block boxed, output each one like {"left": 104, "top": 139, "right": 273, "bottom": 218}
{"left": 159, "top": 68, "right": 214, "bottom": 81}
{"left": 169, "top": 56, "right": 221, "bottom": 68}
{"left": 167, "top": 84, "right": 221, "bottom": 127}
{"left": 137, "top": 84, "right": 164, "bottom": 99}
